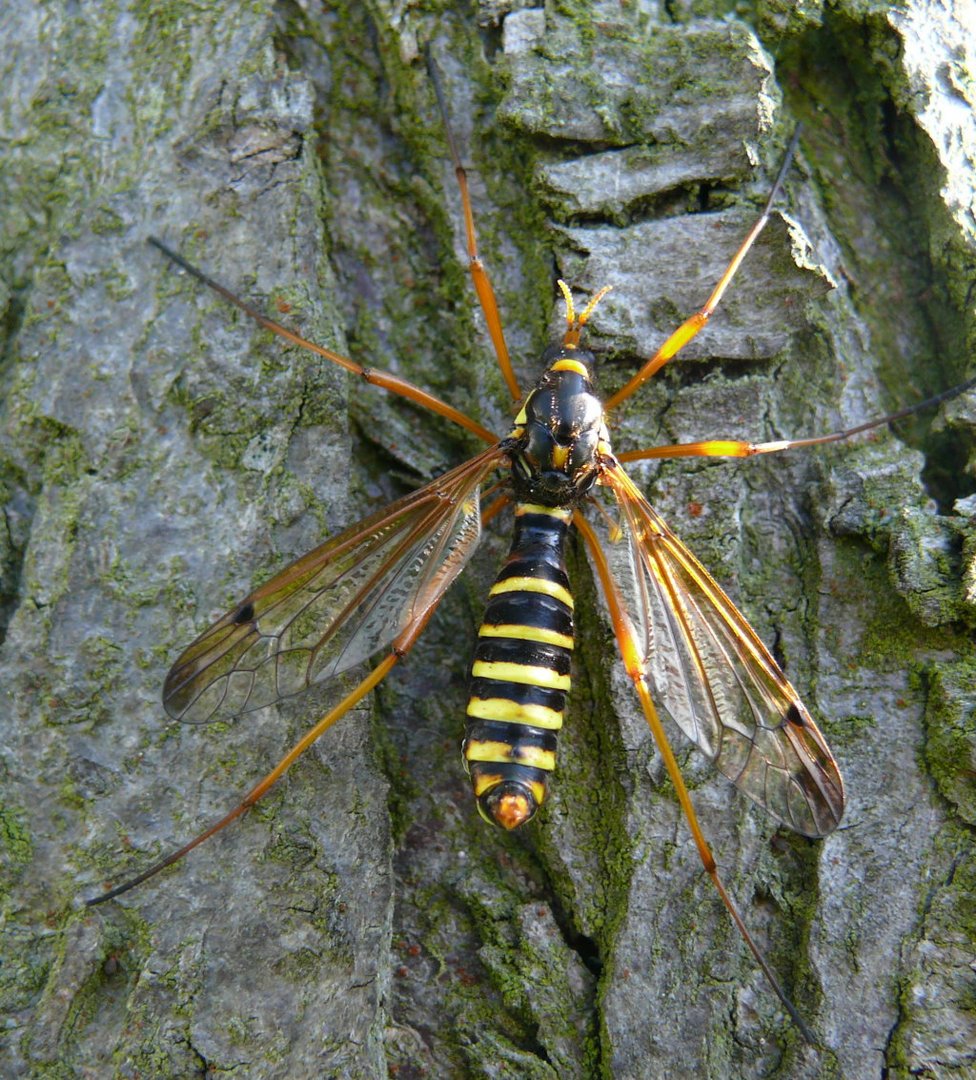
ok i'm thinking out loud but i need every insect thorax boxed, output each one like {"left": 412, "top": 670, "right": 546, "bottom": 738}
{"left": 506, "top": 345, "right": 609, "bottom": 507}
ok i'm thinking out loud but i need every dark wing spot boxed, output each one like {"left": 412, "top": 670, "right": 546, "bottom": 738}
{"left": 786, "top": 702, "right": 807, "bottom": 728}
{"left": 233, "top": 602, "right": 255, "bottom": 625}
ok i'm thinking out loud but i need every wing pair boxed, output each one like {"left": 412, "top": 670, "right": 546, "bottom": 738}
{"left": 163, "top": 444, "right": 843, "bottom": 839}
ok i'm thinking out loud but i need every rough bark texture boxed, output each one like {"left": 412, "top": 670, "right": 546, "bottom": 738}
{"left": 1, "top": 2, "right": 974, "bottom": 1078}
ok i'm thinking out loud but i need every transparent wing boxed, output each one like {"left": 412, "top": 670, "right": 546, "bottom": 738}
{"left": 595, "top": 463, "right": 844, "bottom": 837}
{"left": 164, "top": 445, "right": 506, "bottom": 724}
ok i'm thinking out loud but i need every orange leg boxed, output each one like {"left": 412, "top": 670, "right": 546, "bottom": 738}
{"left": 149, "top": 238, "right": 498, "bottom": 446}
{"left": 574, "top": 511, "right": 818, "bottom": 1045}
{"left": 617, "top": 374, "right": 976, "bottom": 463}
{"left": 86, "top": 655, "right": 399, "bottom": 904}
{"left": 426, "top": 52, "right": 521, "bottom": 403}
{"left": 605, "top": 128, "right": 802, "bottom": 413}
{"left": 86, "top": 596, "right": 446, "bottom": 905}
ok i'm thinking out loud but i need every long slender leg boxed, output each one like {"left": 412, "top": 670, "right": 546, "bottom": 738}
{"left": 149, "top": 237, "right": 497, "bottom": 446}
{"left": 87, "top": 591, "right": 446, "bottom": 905}
{"left": 426, "top": 52, "right": 521, "bottom": 403}
{"left": 86, "top": 654, "right": 400, "bottom": 904}
{"left": 605, "top": 128, "right": 802, "bottom": 413}
{"left": 617, "top": 374, "right": 976, "bottom": 463}
{"left": 574, "top": 511, "right": 818, "bottom": 1045}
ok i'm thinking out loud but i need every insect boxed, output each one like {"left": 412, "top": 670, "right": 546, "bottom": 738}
{"left": 86, "top": 60, "right": 974, "bottom": 1044}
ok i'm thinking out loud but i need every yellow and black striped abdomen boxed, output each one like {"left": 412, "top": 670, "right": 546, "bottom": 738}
{"left": 464, "top": 503, "right": 574, "bottom": 830}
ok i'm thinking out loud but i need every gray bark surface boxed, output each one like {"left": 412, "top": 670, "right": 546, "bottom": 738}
{"left": 1, "top": 2, "right": 973, "bottom": 1078}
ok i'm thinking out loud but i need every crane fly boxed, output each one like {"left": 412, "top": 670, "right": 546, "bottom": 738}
{"left": 86, "top": 61, "right": 975, "bottom": 1044}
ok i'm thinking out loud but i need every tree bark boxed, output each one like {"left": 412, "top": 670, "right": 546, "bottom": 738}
{"left": 1, "top": 2, "right": 973, "bottom": 1078}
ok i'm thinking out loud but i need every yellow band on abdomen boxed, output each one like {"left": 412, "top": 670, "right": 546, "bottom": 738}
{"left": 478, "top": 623, "right": 574, "bottom": 649}
{"left": 471, "top": 660, "right": 571, "bottom": 691}
{"left": 466, "top": 697, "right": 564, "bottom": 730}
{"left": 488, "top": 576, "right": 574, "bottom": 609}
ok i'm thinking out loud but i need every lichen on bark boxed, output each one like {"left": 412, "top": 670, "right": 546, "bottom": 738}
{"left": 1, "top": 1, "right": 973, "bottom": 1078}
